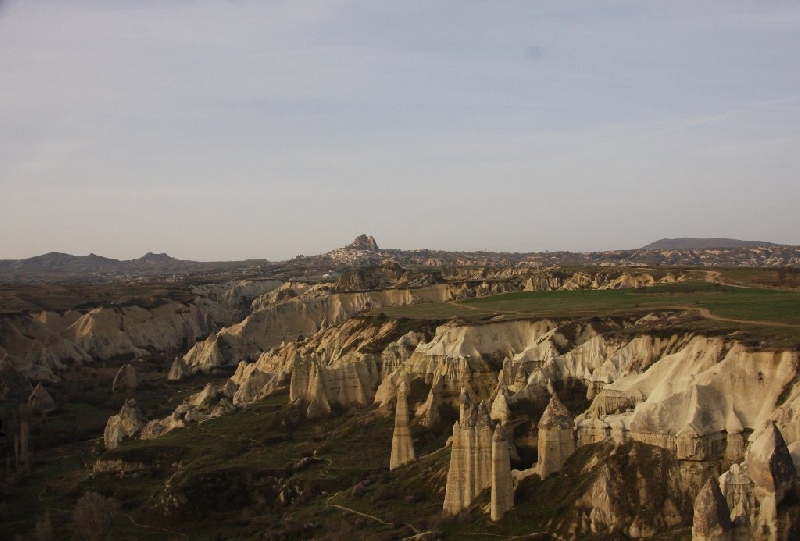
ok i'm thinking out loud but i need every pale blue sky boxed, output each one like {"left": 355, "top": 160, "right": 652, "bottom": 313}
{"left": 2, "top": 1, "right": 799, "bottom": 261}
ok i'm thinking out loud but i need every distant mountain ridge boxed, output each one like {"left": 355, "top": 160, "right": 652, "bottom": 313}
{"left": 2, "top": 235, "right": 799, "bottom": 284}
{"left": 642, "top": 238, "right": 784, "bottom": 250}
{"left": 0, "top": 252, "right": 269, "bottom": 283}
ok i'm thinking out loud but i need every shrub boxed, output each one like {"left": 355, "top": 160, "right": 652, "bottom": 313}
{"left": 72, "top": 491, "right": 119, "bottom": 541}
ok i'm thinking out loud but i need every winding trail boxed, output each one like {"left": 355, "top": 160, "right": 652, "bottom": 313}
{"left": 119, "top": 511, "right": 190, "bottom": 540}
{"left": 325, "top": 490, "right": 390, "bottom": 526}
{"left": 676, "top": 306, "right": 800, "bottom": 329}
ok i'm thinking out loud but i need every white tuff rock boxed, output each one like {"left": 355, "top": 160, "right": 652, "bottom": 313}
{"left": 390, "top": 380, "right": 415, "bottom": 470}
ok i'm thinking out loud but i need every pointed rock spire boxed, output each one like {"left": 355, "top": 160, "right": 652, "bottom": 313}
{"left": 744, "top": 422, "right": 795, "bottom": 505}
{"left": 490, "top": 381, "right": 511, "bottom": 425}
{"left": 28, "top": 383, "right": 56, "bottom": 413}
{"left": 537, "top": 395, "right": 575, "bottom": 478}
{"left": 390, "top": 380, "right": 415, "bottom": 470}
{"left": 491, "top": 424, "right": 514, "bottom": 521}
{"left": 692, "top": 476, "right": 733, "bottom": 541}
{"left": 168, "top": 356, "right": 189, "bottom": 382}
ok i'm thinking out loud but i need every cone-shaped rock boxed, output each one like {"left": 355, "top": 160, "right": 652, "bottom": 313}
{"left": 390, "top": 380, "right": 415, "bottom": 470}
{"left": 167, "top": 356, "right": 189, "bottom": 381}
{"left": 490, "top": 382, "right": 511, "bottom": 425}
{"left": 28, "top": 383, "right": 56, "bottom": 413}
{"left": 305, "top": 362, "right": 331, "bottom": 418}
{"left": 538, "top": 395, "right": 575, "bottom": 478}
{"left": 692, "top": 476, "right": 733, "bottom": 541}
{"left": 744, "top": 422, "right": 795, "bottom": 505}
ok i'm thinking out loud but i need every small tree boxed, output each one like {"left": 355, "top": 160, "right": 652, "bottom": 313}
{"left": 72, "top": 492, "right": 119, "bottom": 541}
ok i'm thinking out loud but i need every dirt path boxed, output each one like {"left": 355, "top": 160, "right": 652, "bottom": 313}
{"left": 324, "top": 490, "right": 392, "bottom": 525}
{"left": 678, "top": 305, "right": 800, "bottom": 328}
{"left": 197, "top": 417, "right": 265, "bottom": 447}
{"left": 120, "top": 511, "right": 189, "bottom": 540}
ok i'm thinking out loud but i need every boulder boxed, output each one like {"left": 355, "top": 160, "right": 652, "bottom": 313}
{"left": 104, "top": 399, "right": 145, "bottom": 450}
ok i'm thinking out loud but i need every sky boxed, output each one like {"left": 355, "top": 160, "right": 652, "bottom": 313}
{"left": 2, "top": 1, "right": 800, "bottom": 261}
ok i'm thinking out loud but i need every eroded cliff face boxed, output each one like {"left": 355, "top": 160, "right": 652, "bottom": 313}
{"left": 0, "top": 280, "right": 268, "bottom": 381}
{"left": 183, "top": 286, "right": 459, "bottom": 373}
{"left": 123, "top": 295, "right": 799, "bottom": 538}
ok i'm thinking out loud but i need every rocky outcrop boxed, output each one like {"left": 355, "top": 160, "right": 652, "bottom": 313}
{"left": 141, "top": 383, "right": 235, "bottom": 440}
{"left": 718, "top": 463, "right": 755, "bottom": 539}
{"left": 347, "top": 234, "right": 379, "bottom": 251}
{"left": 104, "top": 399, "right": 145, "bottom": 450}
{"left": 538, "top": 395, "right": 575, "bottom": 478}
{"left": 167, "top": 356, "right": 189, "bottom": 382}
{"left": 61, "top": 299, "right": 229, "bottom": 361}
{"left": 2, "top": 292, "right": 244, "bottom": 380}
{"left": 303, "top": 363, "right": 331, "bottom": 418}
{"left": 28, "top": 383, "right": 56, "bottom": 413}
{"left": 581, "top": 339, "right": 798, "bottom": 463}
{"left": 692, "top": 477, "right": 733, "bottom": 541}
{"left": 0, "top": 315, "right": 89, "bottom": 380}
{"left": 112, "top": 364, "right": 137, "bottom": 392}
{"left": 745, "top": 422, "right": 796, "bottom": 538}
{"left": 290, "top": 357, "right": 379, "bottom": 417}
{"left": 489, "top": 382, "right": 511, "bottom": 425}
{"left": 415, "top": 374, "right": 444, "bottom": 428}
{"left": 560, "top": 441, "right": 694, "bottom": 538}
{"left": 191, "top": 279, "right": 283, "bottom": 313}
{"left": 443, "top": 389, "right": 494, "bottom": 515}
{"left": 390, "top": 381, "right": 415, "bottom": 470}
{"left": 491, "top": 424, "right": 513, "bottom": 521}
{"left": 184, "top": 287, "right": 457, "bottom": 373}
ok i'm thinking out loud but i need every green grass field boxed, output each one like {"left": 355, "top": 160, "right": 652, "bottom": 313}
{"left": 377, "top": 282, "right": 800, "bottom": 324}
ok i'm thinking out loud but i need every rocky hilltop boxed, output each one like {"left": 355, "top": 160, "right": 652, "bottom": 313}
{"left": 346, "top": 234, "right": 379, "bottom": 251}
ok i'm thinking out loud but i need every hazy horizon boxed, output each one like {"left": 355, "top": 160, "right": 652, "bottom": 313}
{"left": 3, "top": 1, "right": 800, "bottom": 261}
